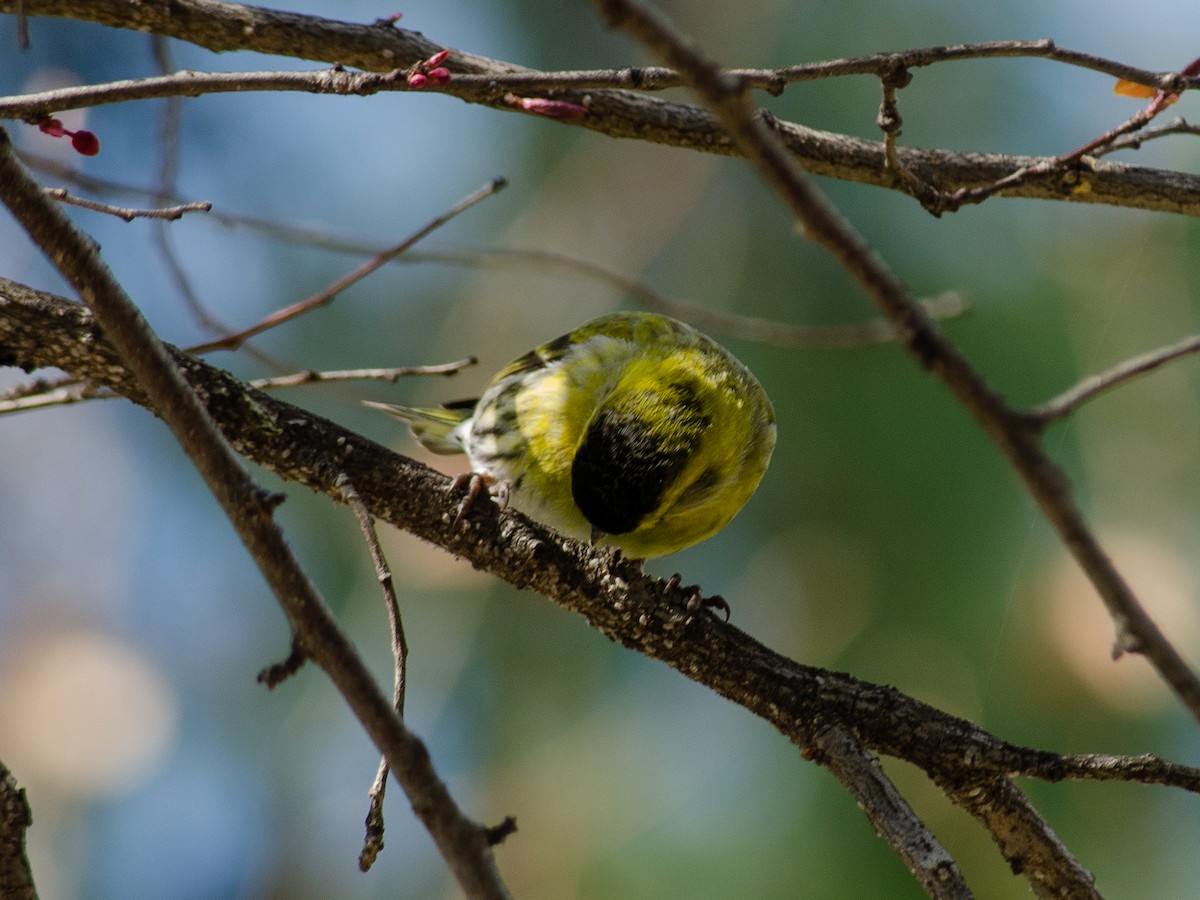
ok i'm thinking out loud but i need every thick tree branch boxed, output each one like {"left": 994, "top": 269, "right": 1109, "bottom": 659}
{"left": 5, "top": 277, "right": 1200, "bottom": 890}
{"left": 810, "top": 726, "right": 970, "bottom": 899}
{"left": 5, "top": 3, "right": 1200, "bottom": 893}
{"left": 934, "top": 774, "right": 1100, "bottom": 900}
{"left": 0, "top": 762, "right": 37, "bottom": 900}
{"left": 5, "top": 1, "right": 1200, "bottom": 217}
{"left": 0, "top": 132, "right": 511, "bottom": 900}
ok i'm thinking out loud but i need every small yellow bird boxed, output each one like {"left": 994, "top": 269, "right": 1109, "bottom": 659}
{"left": 366, "top": 312, "right": 775, "bottom": 559}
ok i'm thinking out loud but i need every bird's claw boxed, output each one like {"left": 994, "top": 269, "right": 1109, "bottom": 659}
{"left": 449, "top": 471, "right": 507, "bottom": 526}
{"left": 666, "top": 573, "right": 731, "bottom": 622}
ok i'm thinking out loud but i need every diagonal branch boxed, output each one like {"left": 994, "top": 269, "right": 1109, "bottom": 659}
{"left": 0, "top": 129, "right": 512, "bottom": 900}
{"left": 810, "top": 726, "right": 971, "bottom": 899}
{"left": 9, "top": 276, "right": 1200, "bottom": 895}
{"left": 1031, "top": 331, "right": 1200, "bottom": 427}
{"left": 934, "top": 774, "right": 1100, "bottom": 900}
{"left": 589, "top": 0, "right": 1200, "bottom": 728}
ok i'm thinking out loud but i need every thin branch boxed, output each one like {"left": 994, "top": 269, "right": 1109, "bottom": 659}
{"left": 145, "top": 34, "right": 261, "bottom": 360}
{"left": 0, "top": 372, "right": 84, "bottom": 402}
{"left": 337, "top": 474, "right": 410, "bottom": 872}
{"left": 251, "top": 360, "right": 478, "bottom": 391}
{"left": 940, "top": 87, "right": 1187, "bottom": 213}
{"left": 1, "top": 43, "right": 1198, "bottom": 115}
{"left": 397, "top": 246, "right": 971, "bottom": 349}
{"left": 1024, "top": 753, "right": 1200, "bottom": 792}
{"left": 1030, "top": 332, "right": 1200, "bottom": 428}
{"left": 149, "top": 36, "right": 202, "bottom": 321}
{"left": 26, "top": 149, "right": 980, "bottom": 345}
{"left": 0, "top": 380, "right": 106, "bottom": 413}
{"left": 13, "top": 0, "right": 28, "bottom": 49}
{"left": 0, "top": 361, "right": 479, "bottom": 417}
{"left": 21, "top": 152, "right": 978, "bottom": 348}
{"left": 590, "top": 0, "right": 1200, "bottom": 729}
{"left": 10, "top": 0, "right": 1191, "bottom": 96}
{"left": 186, "top": 178, "right": 507, "bottom": 355}
{"left": 1093, "top": 116, "right": 1200, "bottom": 157}
{"left": 43, "top": 187, "right": 212, "bottom": 220}
{"left": 0, "top": 130, "right": 512, "bottom": 900}
{"left": 5, "top": 5, "right": 1200, "bottom": 217}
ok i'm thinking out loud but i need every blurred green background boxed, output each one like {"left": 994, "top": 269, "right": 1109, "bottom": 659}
{"left": 3, "top": 0, "right": 1200, "bottom": 897}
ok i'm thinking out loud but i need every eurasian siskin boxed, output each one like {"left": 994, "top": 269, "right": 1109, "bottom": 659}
{"left": 366, "top": 311, "right": 775, "bottom": 559}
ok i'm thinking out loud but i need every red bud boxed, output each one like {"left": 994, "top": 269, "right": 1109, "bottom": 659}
{"left": 70, "top": 130, "right": 100, "bottom": 156}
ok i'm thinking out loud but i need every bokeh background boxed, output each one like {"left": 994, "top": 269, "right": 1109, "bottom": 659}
{"left": 3, "top": 1, "right": 1200, "bottom": 897}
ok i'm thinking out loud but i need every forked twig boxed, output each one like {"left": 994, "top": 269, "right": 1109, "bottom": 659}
{"left": 1031, "top": 332, "right": 1200, "bottom": 427}
{"left": 337, "top": 474, "right": 409, "bottom": 872}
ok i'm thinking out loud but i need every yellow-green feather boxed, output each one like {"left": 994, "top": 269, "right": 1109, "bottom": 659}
{"left": 361, "top": 400, "right": 472, "bottom": 455}
{"left": 367, "top": 312, "right": 775, "bottom": 559}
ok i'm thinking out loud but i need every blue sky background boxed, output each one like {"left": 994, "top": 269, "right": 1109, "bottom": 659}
{"left": 3, "top": 1, "right": 1200, "bottom": 897}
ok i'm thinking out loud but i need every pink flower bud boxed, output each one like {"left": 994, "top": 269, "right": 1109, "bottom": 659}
{"left": 512, "top": 97, "right": 588, "bottom": 120}
{"left": 407, "top": 71, "right": 428, "bottom": 88}
{"left": 427, "top": 67, "right": 451, "bottom": 87}
{"left": 39, "top": 117, "right": 66, "bottom": 137}
{"left": 425, "top": 50, "right": 450, "bottom": 69}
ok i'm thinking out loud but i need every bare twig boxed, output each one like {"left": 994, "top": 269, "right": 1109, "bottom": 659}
{"left": 941, "top": 89, "right": 1186, "bottom": 212}
{"left": 251, "top": 360, "right": 478, "bottom": 391}
{"left": 21, "top": 150, "right": 978, "bottom": 347}
{"left": 146, "top": 35, "right": 257, "bottom": 357}
{"left": 0, "top": 372, "right": 85, "bottom": 402}
{"left": 0, "top": 130, "right": 512, "bottom": 900}
{"left": 23, "top": 151, "right": 979, "bottom": 346}
{"left": 1, "top": 42, "right": 1197, "bottom": 115}
{"left": 397, "top": 246, "right": 971, "bottom": 349}
{"left": 43, "top": 187, "right": 211, "bottom": 220}
{"left": 149, "top": 36, "right": 202, "bottom": 322}
{"left": 1030, "top": 332, "right": 1200, "bottom": 428}
{"left": 0, "top": 380, "right": 106, "bottom": 414}
{"left": 337, "top": 474, "right": 411, "bottom": 871}
{"left": 5, "top": 7, "right": 1200, "bottom": 217}
{"left": 186, "top": 178, "right": 507, "bottom": 355}
{"left": 0, "top": 361, "right": 478, "bottom": 416}
{"left": 1093, "top": 117, "right": 1200, "bottom": 156}
{"left": 13, "top": 0, "right": 28, "bottom": 49}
